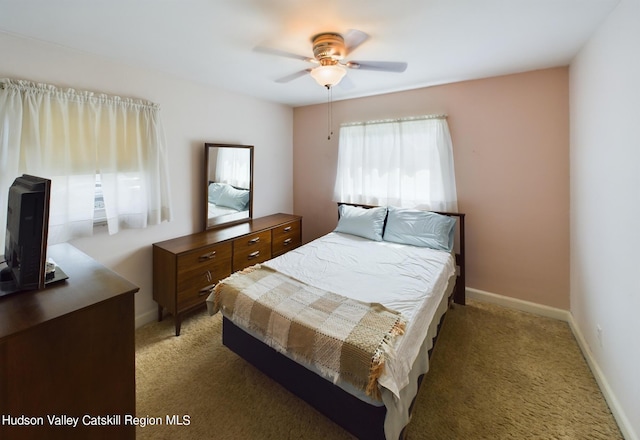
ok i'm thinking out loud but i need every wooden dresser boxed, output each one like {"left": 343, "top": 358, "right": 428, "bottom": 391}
{"left": 0, "top": 243, "right": 138, "bottom": 440}
{"left": 153, "top": 213, "right": 302, "bottom": 335}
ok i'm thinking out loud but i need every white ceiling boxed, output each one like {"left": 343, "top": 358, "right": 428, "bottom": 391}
{"left": 0, "top": 0, "right": 619, "bottom": 107}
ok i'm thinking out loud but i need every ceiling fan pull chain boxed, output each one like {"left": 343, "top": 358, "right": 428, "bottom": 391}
{"left": 327, "top": 85, "right": 333, "bottom": 140}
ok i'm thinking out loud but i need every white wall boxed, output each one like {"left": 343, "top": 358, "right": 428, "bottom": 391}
{"left": 0, "top": 32, "right": 294, "bottom": 326}
{"left": 570, "top": 0, "right": 640, "bottom": 438}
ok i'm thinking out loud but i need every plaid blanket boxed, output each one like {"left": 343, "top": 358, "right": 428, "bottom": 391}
{"left": 209, "top": 265, "right": 406, "bottom": 400}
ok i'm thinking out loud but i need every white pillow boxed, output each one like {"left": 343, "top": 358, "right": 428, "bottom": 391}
{"left": 334, "top": 205, "right": 387, "bottom": 241}
{"left": 383, "top": 206, "right": 456, "bottom": 251}
{"left": 208, "top": 182, "right": 226, "bottom": 204}
{"left": 215, "top": 185, "right": 249, "bottom": 211}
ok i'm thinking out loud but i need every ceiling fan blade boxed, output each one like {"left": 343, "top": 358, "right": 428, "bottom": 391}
{"left": 254, "top": 46, "right": 316, "bottom": 63}
{"left": 346, "top": 61, "right": 408, "bottom": 73}
{"left": 343, "top": 29, "right": 369, "bottom": 55}
{"left": 275, "top": 69, "right": 311, "bottom": 83}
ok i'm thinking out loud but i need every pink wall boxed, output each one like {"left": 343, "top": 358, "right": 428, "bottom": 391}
{"left": 293, "top": 67, "right": 569, "bottom": 309}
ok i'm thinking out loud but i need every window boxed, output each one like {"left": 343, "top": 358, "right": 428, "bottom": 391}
{"left": 0, "top": 78, "right": 172, "bottom": 248}
{"left": 94, "top": 175, "right": 107, "bottom": 225}
{"left": 333, "top": 115, "right": 458, "bottom": 212}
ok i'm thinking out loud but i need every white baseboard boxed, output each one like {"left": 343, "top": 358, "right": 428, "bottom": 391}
{"left": 466, "top": 287, "right": 636, "bottom": 440}
{"left": 466, "top": 287, "right": 571, "bottom": 322}
{"left": 566, "top": 314, "right": 637, "bottom": 440}
{"left": 135, "top": 308, "right": 158, "bottom": 329}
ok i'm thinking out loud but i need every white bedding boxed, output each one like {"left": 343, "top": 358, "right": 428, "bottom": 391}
{"left": 263, "top": 231, "right": 456, "bottom": 399}
{"left": 208, "top": 202, "right": 241, "bottom": 218}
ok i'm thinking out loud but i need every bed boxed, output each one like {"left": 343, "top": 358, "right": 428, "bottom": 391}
{"left": 207, "top": 204, "right": 466, "bottom": 439}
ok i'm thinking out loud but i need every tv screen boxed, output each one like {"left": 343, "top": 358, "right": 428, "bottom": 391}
{"left": 1, "top": 174, "right": 51, "bottom": 293}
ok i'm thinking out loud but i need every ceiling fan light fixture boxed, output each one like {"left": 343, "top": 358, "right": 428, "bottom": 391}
{"left": 310, "top": 64, "right": 346, "bottom": 88}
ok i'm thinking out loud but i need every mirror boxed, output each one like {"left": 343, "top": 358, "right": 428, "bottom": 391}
{"left": 204, "top": 143, "right": 254, "bottom": 230}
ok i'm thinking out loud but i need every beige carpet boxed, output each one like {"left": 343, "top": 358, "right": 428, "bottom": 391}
{"left": 135, "top": 301, "right": 622, "bottom": 439}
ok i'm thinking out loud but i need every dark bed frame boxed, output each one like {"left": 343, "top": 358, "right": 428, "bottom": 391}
{"left": 222, "top": 208, "right": 466, "bottom": 440}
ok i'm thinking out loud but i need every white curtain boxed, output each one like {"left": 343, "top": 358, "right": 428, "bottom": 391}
{"left": 215, "top": 147, "right": 251, "bottom": 189}
{"left": 333, "top": 116, "right": 458, "bottom": 212}
{"left": 0, "top": 78, "right": 172, "bottom": 248}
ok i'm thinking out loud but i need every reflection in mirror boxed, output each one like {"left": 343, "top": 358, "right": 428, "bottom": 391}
{"left": 204, "top": 143, "right": 253, "bottom": 230}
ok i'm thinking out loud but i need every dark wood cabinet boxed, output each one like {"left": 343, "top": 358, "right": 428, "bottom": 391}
{"left": 0, "top": 243, "right": 138, "bottom": 440}
{"left": 153, "top": 213, "right": 302, "bottom": 336}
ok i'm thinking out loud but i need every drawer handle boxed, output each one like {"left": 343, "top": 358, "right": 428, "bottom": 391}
{"left": 283, "top": 226, "right": 292, "bottom": 232}
{"left": 198, "top": 251, "right": 216, "bottom": 261}
{"left": 248, "top": 237, "right": 260, "bottom": 245}
{"left": 248, "top": 250, "right": 260, "bottom": 259}
{"left": 283, "top": 238, "right": 292, "bottom": 246}
{"left": 199, "top": 284, "right": 215, "bottom": 295}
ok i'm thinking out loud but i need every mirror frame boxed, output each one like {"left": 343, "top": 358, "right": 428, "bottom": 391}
{"left": 204, "top": 143, "right": 254, "bottom": 230}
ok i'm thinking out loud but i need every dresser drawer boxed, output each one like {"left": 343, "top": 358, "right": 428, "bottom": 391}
{"left": 176, "top": 243, "right": 232, "bottom": 311}
{"left": 272, "top": 220, "right": 302, "bottom": 257}
{"left": 176, "top": 273, "right": 211, "bottom": 311}
{"left": 233, "top": 230, "right": 272, "bottom": 271}
{"left": 177, "top": 242, "right": 233, "bottom": 273}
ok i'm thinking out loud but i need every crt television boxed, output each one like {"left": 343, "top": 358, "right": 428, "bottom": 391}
{"left": 0, "top": 174, "right": 52, "bottom": 294}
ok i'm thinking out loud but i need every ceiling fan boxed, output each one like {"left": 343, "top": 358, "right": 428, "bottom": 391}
{"left": 255, "top": 29, "right": 408, "bottom": 89}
